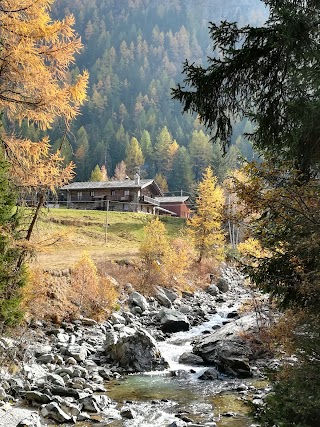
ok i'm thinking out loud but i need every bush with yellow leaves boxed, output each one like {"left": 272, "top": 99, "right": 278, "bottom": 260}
{"left": 71, "top": 252, "right": 118, "bottom": 320}
{"left": 140, "top": 218, "right": 195, "bottom": 292}
{"left": 237, "top": 237, "right": 270, "bottom": 267}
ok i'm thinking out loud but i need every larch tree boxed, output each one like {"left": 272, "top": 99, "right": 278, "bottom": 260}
{"left": 154, "top": 173, "right": 169, "bottom": 193}
{"left": 0, "top": 0, "right": 88, "bottom": 129}
{"left": 113, "top": 161, "right": 127, "bottom": 181}
{"left": 0, "top": 0, "right": 88, "bottom": 326}
{"left": 125, "top": 137, "right": 145, "bottom": 178}
{"left": 188, "top": 167, "right": 225, "bottom": 263}
{"left": 90, "top": 165, "right": 103, "bottom": 182}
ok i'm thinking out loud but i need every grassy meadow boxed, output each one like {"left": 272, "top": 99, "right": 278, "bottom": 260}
{"left": 29, "top": 208, "right": 186, "bottom": 269}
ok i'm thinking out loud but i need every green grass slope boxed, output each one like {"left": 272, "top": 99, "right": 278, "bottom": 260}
{"left": 30, "top": 208, "right": 186, "bottom": 269}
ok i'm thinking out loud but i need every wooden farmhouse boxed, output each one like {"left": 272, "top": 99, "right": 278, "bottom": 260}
{"left": 155, "top": 196, "right": 191, "bottom": 218}
{"left": 60, "top": 174, "right": 177, "bottom": 215}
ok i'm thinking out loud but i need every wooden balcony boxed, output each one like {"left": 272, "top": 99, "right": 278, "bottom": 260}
{"left": 140, "top": 195, "right": 159, "bottom": 206}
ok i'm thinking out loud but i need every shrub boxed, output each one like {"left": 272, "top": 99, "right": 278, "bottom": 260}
{"left": 71, "top": 252, "right": 118, "bottom": 320}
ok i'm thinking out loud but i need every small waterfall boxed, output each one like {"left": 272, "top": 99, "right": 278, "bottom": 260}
{"left": 156, "top": 312, "right": 224, "bottom": 375}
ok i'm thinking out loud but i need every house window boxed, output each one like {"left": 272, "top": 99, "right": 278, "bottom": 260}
{"left": 124, "top": 190, "right": 130, "bottom": 196}
{"left": 77, "top": 191, "right": 82, "bottom": 200}
{"left": 111, "top": 190, "right": 116, "bottom": 196}
{"left": 123, "top": 203, "right": 129, "bottom": 211}
{"left": 90, "top": 191, "right": 95, "bottom": 197}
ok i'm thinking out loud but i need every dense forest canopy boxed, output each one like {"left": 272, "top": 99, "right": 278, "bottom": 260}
{"left": 21, "top": 0, "right": 268, "bottom": 191}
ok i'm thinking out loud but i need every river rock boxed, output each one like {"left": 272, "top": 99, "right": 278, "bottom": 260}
{"left": 17, "top": 413, "right": 42, "bottom": 427}
{"left": 194, "top": 337, "right": 253, "bottom": 378}
{"left": 41, "top": 402, "right": 72, "bottom": 423}
{"left": 161, "top": 287, "right": 179, "bottom": 303}
{"left": 158, "top": 308, "right": 190, "bottom": 333}
{"left": 24, "top": 391, "right": 51, "bottom": 404}
{"left": 128, "top": 292, "right": 149, "bottom": 312}
{"left": 65, "top": 345, "right": 87, "bottom": 362}
{"left": 79, "top": 394, "right": 111, "bottom": 412}
{"left": 110, "top": 312, "right": 126, "bottom": 325}
{"left": 105, "top": 326, "right": 168, "bottom": 372}
{"left": 155, "top": 287, "right": 172, "bottom": 308}
{"left": 120, "top": 406, "right": 136, "bottom": 419}
{"left": 46, "top": 373, "right": 65, "bottom": 387}
{"left": 216, "top": 277, "right": 229, "bottom": 293}
{"left": 205, "top": 284, "right": 220, "bottom": 296}
{"left": 37, "top": 353, "right": 55, "bottom": 364}
{"left": 198, "top": 368, "right": 219, "bottom": 380}
{"left": 178, "top": 352, "right": 204, "bottom": 366}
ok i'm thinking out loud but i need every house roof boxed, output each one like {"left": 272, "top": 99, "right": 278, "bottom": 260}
{"left": 61, "top": 179, "right": 158, "bottom": 191}
{"left": 155, "top": 196, "right": 189, "bottom": 204}
{"left": 156, "top": 206, "right": 177, "bottom": 216}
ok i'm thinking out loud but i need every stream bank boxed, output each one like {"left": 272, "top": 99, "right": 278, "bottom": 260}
{"left": 0, "top": 267, "right": 273, "bottom": 427}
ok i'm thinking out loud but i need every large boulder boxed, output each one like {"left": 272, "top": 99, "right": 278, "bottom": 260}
{"left": 205, "top": 284, "right": 220, "bottom": 296}
{"left": 41, "top": 402, "right": 72, "bottom": 423}
{"left": 128, "top": 292, "right": 149, "bottom": 312}
{"left": 193, "top": 336, "right": 253, "bottom": 378}
{"left": 105, "top": 326, "right": 168, "bottom": 372}
{"left": 158, "top": 308, "right": 190, "bottom": 333}
{"left": 155, "top": 287, "right": 172, "bottom": 308}
{"left": 161, "top": 287, "right": 179, "bottom": 303}
{"left": 216, "top": 277, "right": 229, "bottom": 293}
{"left": 178, "top": 352, "right": 204, "bottom": 366}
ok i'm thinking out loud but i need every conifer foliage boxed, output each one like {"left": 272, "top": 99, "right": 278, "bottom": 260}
{"left": 0, "top": 0, "right": 88, "bottom": 326}
{"left": 0, "top": 150, "right": 25, "bottom": 326}
{"left": 188, "top": 167, "right": 225, "bottom": 263}
{"left": 0, "top": 0, "right": 88, "bottom": 129}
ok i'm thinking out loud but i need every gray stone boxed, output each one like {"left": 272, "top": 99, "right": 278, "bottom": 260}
{"left": 198, "top": 368, "right": 219, "bottom": 380}
{"left": 120, "top": 406, "right": 136, "bottom": 419}
{"left": 66, "top": 345, "right": 87, "bottom": 362}
{"left": 105, "top": 326, "right": 168, "bottom": 372}
{"left": 128, "top": 291, "right": 149, "bottom": 311}
{"left": 159, "top": 308, "right": 190, "bottom": 333}
{"left": 205, "top": 284, "right": 220, "bottom": 296}
{"left": 41, "top": 402, "right": 72, "bottom": 423}
{"left": 178, "top": 352, "right": 204, "bottom": 366}
{"left": 216, "top": 277, "right": 229, "bottom": 293}
{"left": 155, "top": 287, "right": 172, "bottom": 308}
{"left": 33, "top": 345, "right": 53, "bottom": 356}
{"left": 194, "top": 337, "right": 253, "bottom": 378}
{"left": 46, "top": 373, "right": 65, "bottom": 387}
{"left": 60, "top": 401, "right": 81, "bottom": 417}
{"left": 179, "top": 304, "right": 192, "bottom": 314}
{"left": 57, "top": 333, "right": 69, "bottom": 343}
{"left": 24, "top": 391, "right": 51, "bottom": 404}
{"left": 110, "top": 313, "right": 126, "bottom": 325}
{"left": 161, "top": 287, "right": 179, "bottom": 303}
{"left": 37, "top": 354, "right": 54, "bottom": 364}
{"left": 16, "top": 413, "right": 42, "bottom": 427}
{"left": 79, "top": 394, "right": 111, "bottom": 412}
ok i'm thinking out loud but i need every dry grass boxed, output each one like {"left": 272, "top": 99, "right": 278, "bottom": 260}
{"left": 28, "top": 207, "right": 186, "bottom": 269}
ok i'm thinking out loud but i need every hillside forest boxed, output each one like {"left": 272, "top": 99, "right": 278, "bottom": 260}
{"left": 7, "top": 0, "right": 267, "bottom": 192}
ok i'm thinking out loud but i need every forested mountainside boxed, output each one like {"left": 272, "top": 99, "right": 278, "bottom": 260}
{"left": 40, "top": 0, "right": 267, "bottom": 191}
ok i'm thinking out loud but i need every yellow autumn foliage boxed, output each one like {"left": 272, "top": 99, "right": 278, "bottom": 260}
{"left": 71, "top": 252, "right": 119, "bottom": 320}
{"left": 188, "top": 167, "right": 225, "bottom": 262}
{"left": 0, "top": 0, "right": 88, "bottom": 130}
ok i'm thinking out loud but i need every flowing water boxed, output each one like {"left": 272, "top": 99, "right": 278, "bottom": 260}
{"left": 103, "top": 308, "right": 258, "bottom": 427}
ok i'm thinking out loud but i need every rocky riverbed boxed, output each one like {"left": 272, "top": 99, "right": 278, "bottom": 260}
{"left": 0, "top": 266, "right": 275, "bottom": 427}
